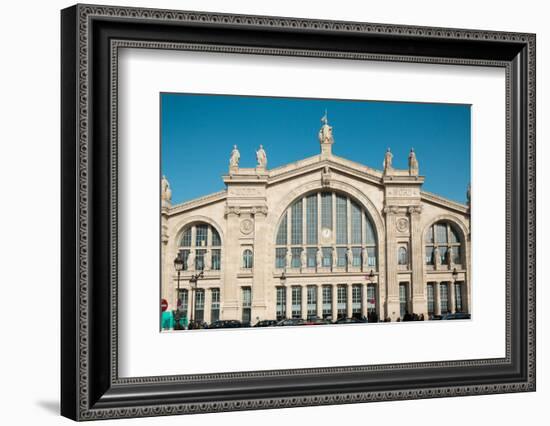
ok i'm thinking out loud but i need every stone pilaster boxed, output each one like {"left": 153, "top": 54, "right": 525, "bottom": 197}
{"left": 204, "top": 288, "right": 212, "bottom": 324}
{"left": 285, "top": 285, "right": 292, "bottom": 319}
{"left": 434, "top": 281, "right": 441, "bottom": 316}
{"left": 222, "top": 207, "right": 240, "bottom": 320}
{"left": 449, "top": 280, "right": 456, "bottom": 314}
{"left": 302, "top": 285, "right": 308, "bottom": 320}
{"left": 316, "top": 285, "right": 323, "bottom": 318}
{"left": 384, "top": 206, "right": 400, "bottom": 321}
{"left": 332, "top": 285, "right": 338, "bottom": 320}
{"left": 409, "top": 206, "right": 427, "bottom": 316}
{"left": 251, "top": 208, "right": 268, "bottom": 321}
{"left": 347, "top": 284, "right": 353, "bottom": 318}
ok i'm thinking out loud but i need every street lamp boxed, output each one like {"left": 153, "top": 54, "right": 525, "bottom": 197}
{"left": 188, "top": 269, "right": 204, "bottom": 329}
{"left": 173, "top": 255, "right": 184, "bottom": 330}
{"left": 367, "top": 269, "right": 375, "bottom": 283}
{"left": 452, "top": 267, "right": 458, "bottom": 282}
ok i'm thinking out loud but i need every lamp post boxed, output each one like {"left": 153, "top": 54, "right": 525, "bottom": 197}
{"left": 173, "top": 255, "right": 184, "bottom": 330}
{"left": 366, "top": 269, "right": 375, "bottom": 322}
{"left": 452, "top": 267, "right": 458, "bottom": 313}
{"left": 279, "top": 269, "right": 287, "bottom": 320}
{"left": 189, "top": 269, "right": 204, "bottom": 328}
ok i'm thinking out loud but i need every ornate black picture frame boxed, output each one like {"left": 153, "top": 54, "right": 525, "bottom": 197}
{"left": 61, "top": 4, "right": 536, "bottom": 421}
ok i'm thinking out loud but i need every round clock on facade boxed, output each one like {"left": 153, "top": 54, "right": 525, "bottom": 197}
{"left": 321, "top": 227, "right": 332, "bottom": 241}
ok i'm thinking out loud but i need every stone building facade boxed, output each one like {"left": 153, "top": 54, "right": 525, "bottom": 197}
{"left": 160, "top": 116, "right": 471, "bottom": 325}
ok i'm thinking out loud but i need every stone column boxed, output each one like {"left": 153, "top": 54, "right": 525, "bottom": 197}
{"left": 316, "top": 285, "right": 323, "bottom": 318}
{"left": 286, "top": 285, "right": 292, "bottom": 319}
{"left": 384, "top": 207, "right": 400, "bottom": 321}
{"left": 223, "top": 208, "right": 240, "bottom": 319}
{"left": 302, "top": 285, "right": 308, "bottom": 320}
{"left": 332, "top": 285, "right": 338, "bottom": 321}
{"left": 204, "top": 288, "right": 212, "bottom": 324}
{"left": 434, "top": 281, "right": 441, "bottom": 316}
{"left": 449, "top": 280, "right": 456, "bottom": 314}
{"left": 252, "top": 208, "right": 268, "bottom": 321}
{"left": 362, "top": 284, "right": 369, "bottom": 318}
{"left": 409, "top": 206, "right": 427, "bottom": 316}
{"left": 347, "top": 283, "right": 353, "bottom": 318}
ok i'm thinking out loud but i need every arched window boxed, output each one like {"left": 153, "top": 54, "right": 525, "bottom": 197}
{"left": 178, "top": 223, "right": 222, "bottom": 271}
{"left": 275, "top": 191, "right": 377, "bottom": 270}
{"left": 424, "top": 221, "right": 463, "bottom": 266}
{"left": 242, "top": 249, "right": 253, "bottom": 269}
{"left": 398, "top": 246, "right": 408, "bottom": 265}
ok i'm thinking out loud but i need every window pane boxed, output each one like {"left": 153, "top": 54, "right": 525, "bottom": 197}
{"left": 291, "top": 247, "right": 302, "bottom": 268}
{"left": 306, "top": 195, "right": 318, "bottom": 245}
{"left": 439, "top": 246, "right": 448, "bottom": 265}
{"left": 449, "top": 225, "right": 460, "bottom": 243}
{"left": 427, "top": 283, "right": 435, "bottom": 314}
{"left": 398, "top": 246, "right": 408, "bottom": 265}
{"left": 435, "top": 223, "right": 447, "bottom": 244}
{"left": 453, "top": 245, "right": 461, "bottom": 264}
{"left": 337, "top": 247, "right": 346, "bottom": 267}
{"left": 367, "top": 247, "right": 377, "bottom": 267}
{"left": 276, "top": 213, "right": 287, "bottom": 245}
{"left": 367, "top": 284, "right": 377, "bottom": 317}
{"left": 321, "top": 192, "right": 332, "bottom": 230}
{"left": 211, "top": 249, "right": 221, "bottom": 270}
{"left": 322, "top": 285, "right": 332, "bottom": 319}
{"left": 455, "top": 282, "right": 463, "bottom": 312}
{"left": 399, "top": 283, "right": 408, "bottom": 318}
{"left": 275, "top": 248, "right": 286, "bottom": 268}
{"left": 307, "top": 286, "right": 317, "bottom": 318}
{"left": 322, "top": 247, "right": 332, "bottom": 267}
{"left": 307, "top": 247, "right": 317, "bottom": 268}
{"left": 425, "top": 246, "right": 434, "bottom": 265}
{"left": 337, "top": 285, "right": 347, "bottom": 319}
{"left": 440, "top": 283, "right": 449, "bottom": 313}
{"left": 352, "top": 284, "right": 362, "bottom": 316}
{"left": 211, "top": 288, "right": 220, "bottom": 322}
{"left": 351, "top": 201, "right": 362, "bottom": 244}
{"left": 211, "top": 228, "right": 221, "bottom": 246}
{"left": 177, "top": 289, "right": 188, "bottom": 316}
{"left": 180, "top": 228, "right": 192, "bottom": 247}
{"left": 336, "top": 195, "right": 348, "bottom": 244}
{"left": 195, "top": 225, "right": 208, "bottom": 247}
{"left": 243, "top": 249, "right": 253, "bottom": 269}
{"left": 291, "top": 199, "right": 303, "bottom": 245}
{"left": 195, "top": 289, "right": 205, "bottom": 321}
{"left": 365, "top": 215, "right": 376, "bottom": 245}
{"left": 352, "top": 247, "right": 362, "bottom": 267}
{"left": 425, "top": 226, "right": 434, "bottom": 244}
{"left": 195, "top": 249, "right": 206, "bottom": 271}
{"left": 179, "top": 249, "right": 190, "bottom": 270}
{"left": 276, "top": 287, "right": 286, "bottom": 320}
{"left": 291, "top": 286, "right": 302, "bottom": 318}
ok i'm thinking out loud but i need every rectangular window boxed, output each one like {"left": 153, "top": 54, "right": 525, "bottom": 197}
{"left": 399, "top": 283, "right": 408, "bottom": 319}
{"left": 440, "top": 283, "right": 449, "bottom": 313}
{"left": 181, "top": 228, "right": 192, "bottom": 247}
{"left": 322, "top": 285, "right": 332, "bottom": 319}
{"left": 291, "top": 286, "right": 302, "bottom": 319}
{"left": 322, "top": 247, "right": 332, "bottom": 267}
{"left": 336, "top": 195, "right": 348, "bottom": 244}
{"left": 439, "top": 246, "right": 448, "bottom": 265}
{"left": 211, "top": 230, "right": 221, "bottom": 246}
{"left": 426, "top": 226, "right": 434, "bottom": 243}
{"left": 367, "top": 284, "right": 377, "bottom": 317}
{"left": 211, "top": 249, "right": 221, "bottom": 270}
{"left": 195, "top": 249, "right": 206, "bottom": 271}
{"left": 291, "top": 247, "right": 302, "bottom": 268}
{"left": 242, "top": 287, "right": 252, "bottom": 324}
{"left": 194, "top": 289, "right": 205, "bottom": 322}
{"left": 425, "top": 246, "right": 434, "bottom": 265}
{"left": 179, "top": 249, "right": 190, "bottom": 270}
{"left": 453, "top": 245, "right": 462, "bottom": 264}
{"left": 321, "top": 192, "right": 332, "bottom": 230}
{"left": 291, "top": 199, "right": 303, "bottom": 245}
{"left": 177, "top": 289, "right": 188, "bottom": 317}
{"left": 435, "top": 223, "right": 447, "bottom": 244}
{"left": 455, "top": 282, "right": 463, "bottom": 312}
{"left": 307, "top": 286, "right": 317, "bottom": 318}
{"left": 367, "top": 247, "right": 377, "bottom": 267}
{"left": 275, "top": 248, "right": 286, "bottom": 268}
{"left": 351, "top": 202, "right": 362, "bottom": 244}
{"left": 352, "top": 247, "right": 362, "bottom": 267}
{"left": 306, "top": 195, "right": 318, "bottom": 245}
{"left": 195, "top": 224, "right": 208, "bottom": 247}
{"left": 307, "top": 247, "right": 317, "bottom": 268}
{"left": 365, "top": 215, "right": 376, "bottom": 244}
{"left": 276, "top": 287, "right": 286, "bottom": 320}
{"left": 337, "top": 247, "right": 346, "bottom": 267}
{"left": 427, "top": 283, "right": 435, "bottom": 314}
{"left": 211, "top": 288, "right": 220, "bottom": 323}
{"left": 352, "top": 284, "right": 362, "bottom": 318}
{"left": 276, "top": 213, "right": 287, "bottom": 245}
{"left": 337, "top": 285, "right": 347, "bottom": 319}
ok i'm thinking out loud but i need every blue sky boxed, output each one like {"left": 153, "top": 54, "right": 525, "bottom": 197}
{"left": 161, "top": 93, "right": 470, "bottom": 204}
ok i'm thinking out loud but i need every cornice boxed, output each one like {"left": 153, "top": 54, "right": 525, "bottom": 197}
{"left": 168, "top": 190, "right": 227, "bottom": 215}
{"left": 420, "top": 191, "right": 469, "bottom": 215}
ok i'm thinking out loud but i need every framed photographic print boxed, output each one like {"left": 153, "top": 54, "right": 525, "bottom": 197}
{"left": 61, "top": 4, "right": 536, "bottom": 421}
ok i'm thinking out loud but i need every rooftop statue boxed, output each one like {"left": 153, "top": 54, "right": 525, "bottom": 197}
{"left": 161, "top": 175, "right": 172, "bottom": 202}
{"left": 383, "top": 148, "right": 393, "bottom": 173}
{"left": 408, "top": 148, "right": 419, "bottom": 176}
{"left": 256, "top": 144, "right": 267, "bottom": 169}
{"left": 318, "top": 110, "right": 334, "bottom": 145}
{"left": 229, "top": 144, "right": 240, "bottom": 169}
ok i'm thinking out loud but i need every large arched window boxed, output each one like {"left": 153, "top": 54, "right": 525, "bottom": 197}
{"left": 178, "top": 223, "right": 222, "bottom": 271}
{"left": 424, "top": 221, "right": 463, "bottom": 266}
{"left": 275, "top": 191, "right": 377, "bottom": 270}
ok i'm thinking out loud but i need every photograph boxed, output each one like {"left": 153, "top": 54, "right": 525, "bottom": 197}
{"left": 159, "top": 94, "right": 472, "bottom": 331}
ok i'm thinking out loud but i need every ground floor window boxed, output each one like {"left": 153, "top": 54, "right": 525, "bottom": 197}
{"left": 440, "top": 282, "right": 449, "bottom": 314}
{"left": 292, "top": 286, "right": 302, "bottom": 318}
{"left": 194, "top": 288, "right": 205, "bottom": 322}
{"left": 177, "top": 289, "right": 188, "bottom": 317}
{"left": 426, "top": 283, "right": 435, "bottom": 315}
{"left": 337, "top": 285, "right": 347, "bottom": 319}
{"left": 322, "top": 285, "right": 332, "bottom": 319}
{"left": 242, "top": 287, "right": 252, "bottom": 324}
{"left": 352, "top": 284, "right": 362, "bottom": 318}
{"left": 366, "top": 284, "right": 377, "bottom": 322}
{"left": 276, "top": 287, "right": 286, "bottom": 320}
{"left": 399, "top": 283, "right": 408, "bottom": 319}
{"left": 307, "top": 285, "right": 317, "bottom": 318}
{"left": 455, "top": 281, "right": 463, "bottom": 312}
{"left": 211, "top": 288, "right": 220, "bottom": 323}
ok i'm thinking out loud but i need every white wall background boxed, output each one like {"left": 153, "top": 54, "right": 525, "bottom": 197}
{"left": 0, "top": 0, "right": 546, "bottom": 424}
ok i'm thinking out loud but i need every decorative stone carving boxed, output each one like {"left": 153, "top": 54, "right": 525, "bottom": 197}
{"left": 447, "top": 246, "right": 454, "bottom": 268}
{"left": 161, "top": 224, "right": 169, "bottom": 244}
{"left": 346, "top": 247, "right": 353, "bottom": 267}
{"left": 186, "top": 250, "right": 195, "bottom": 272}
{"left": 321, "top": 166, "right": 332, "bottom": 187}
{"left": 316, "top": 247, "right": 323, "bottom": 267}
{"left": 224, "top": 205, "right": 241, "bottom": 217}
{"left": 383, "top": 205, "right": 401, "bottom": 215}
{"left": 161, "top": 175, "right": 172, "bottom": 206}
{"left": 204, "top": 249, "right": 211, "bottom": 271}
{"left": 256, "top": 145, "right": 267, "bottom": 169}
{"left": 286, "top": 248, "right": 292, "bottom": 268}
{"left": 396, "top": 217, "right": 409, "bottom": 233}
{"left": 300, "top": 249, "right": 307, "bottom": 268}
{"left": 229, "top": 145, "right": 240, "bottom": 170}
{"left": 361, "top": 247, "right": 368, "bottom": 268}
{"left": 433, "top": 246, "right": 441, "bottom": 269}
{"left": 318, "top": 111, "right": 334, "bottom": 145}
{"left": 240, "top": 218, "right": 254, "bottom": 235}
{"left": 383, "top": 148, "right": 393, "bottom": 174}
{"left": 408, "top": 206, "right": 422, "bottom": 215}
{"left": 408, "top": 148, "right": 419, "bottom": 176}
{"left": 332, "top": 247, "right": 338, "bottom": 269}
{"left": 251, "top": 205, "right": 268, "bottom": 216}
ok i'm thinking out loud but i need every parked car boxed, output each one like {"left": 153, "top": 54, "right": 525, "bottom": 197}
{"left": 333, "top": 317, "right": 368, "bottom": 325}
{"left": 305, "top": 317, "right": 332, "bottom": 325}
{"left": 254, "top": 320, "right": 278, "bottom": 327}
{"left": 187, "top": 320, "right": 208, "bottom": 330}
{"left": 441, "top": 312, "right": 471, "bottom": 320}
{"left": 276, "top": 318, "right": 307, "bottom": 326}
{"left": 429, "top": 314, "right": 443, "bottom": 320}
{"left": 208, "top": 320, "right": 242, "bottom": 329}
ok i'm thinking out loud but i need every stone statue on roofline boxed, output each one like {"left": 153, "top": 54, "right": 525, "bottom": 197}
{"left": 229, "top": 145, "right": 240, "bottom": 171}
{"left": 256, "top": 144, "right": 267, "bottom": 169}
{"left": 161, "top": 175, "right": 172, "bottom": 203}
{"left": 408, "top": 148, "right": 419, "bottom": 176}
{"left": 383, "top": 148, "right": 393, "bottom": 174}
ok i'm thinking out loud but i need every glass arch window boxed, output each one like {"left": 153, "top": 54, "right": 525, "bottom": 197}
{"left": 242, "top": 249, "right": 253, "bottom": 269}
{"left": 178, "top": 223, "right": 222, "bottom": 271}
{"left": 424, "top": 221, "right": 463, "bottom": 265}
{"left": 274, "top": 191, "right": 377, "bottom": 270}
